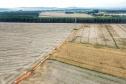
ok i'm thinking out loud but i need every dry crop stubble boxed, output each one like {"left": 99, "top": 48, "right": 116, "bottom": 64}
{"left": 50, "top": 42, "right": 126, "bottom": 79}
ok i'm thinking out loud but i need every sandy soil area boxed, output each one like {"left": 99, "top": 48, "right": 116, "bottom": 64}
{"left": 0, "top": 23, "right": 82, "bottom": 84}
{"left": 39, "top": 12, "right": 93, "bottom": 18}
{"left": 50, "top": 42, "right": 126, "bottom": 79}
{"left": 19, "top": 60, "right": 126, "bottom": 84}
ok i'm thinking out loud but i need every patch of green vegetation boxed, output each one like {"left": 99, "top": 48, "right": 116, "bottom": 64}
{"left": 31, "top": 72, "right": 36, "bottom": 75}
{"left": 80, "top": 42, "right": 89, "bottom": 44}
{"left": 84, "top": 25, "right": 89, "bottom": 27}
{"left": 73, "top": 29, "right": 78, "bottom": 30}
{"left": 70, "top": 36, "right": 81, "bottom": 42}
{"left": 24, "top": 77, "right": 29, "bottom": 81}
{"left": 93, "top": 43, "right": 102, "bottom": 48}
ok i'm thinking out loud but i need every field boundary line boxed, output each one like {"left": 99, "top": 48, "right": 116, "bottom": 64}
{"left": 12, "top": 24, "right": 84, "bottom": 84}
{"left": 105, "top": 25, "right": 119, "bottom": 49}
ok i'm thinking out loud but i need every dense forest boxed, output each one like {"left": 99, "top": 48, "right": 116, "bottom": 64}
{"left": 0, "top": 11, "right": 126, "bottom": 23}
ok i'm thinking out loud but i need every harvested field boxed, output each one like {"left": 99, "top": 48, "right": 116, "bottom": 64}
{"left": 69, "top": 24, "right": 126, "bottom": 49}
{"left": 122, "top": 24, "right": 126, "bottom": 28}
{"left": 19, "top": 60, "right": 126, "bottom": 84}
{"left": 104, "top": 13, "right": 126, "bottom": 16}
{"left": 50, "top": 42, "right": 126, "bottom": 79}
{"left": 0, "top": 23, "right": 82, "bottom": 84}
{"left": 39, "top": 12, "right": 93, "bottom": 18}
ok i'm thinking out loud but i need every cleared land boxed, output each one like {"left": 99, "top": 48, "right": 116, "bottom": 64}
{"left": 0, "top": 23, "right": 82, "bottom": 84}
{"left": 19, "top": 60, "right": 126, "bottom": 84}
{"left": 68, "top": 24, "right": 126, "bottom": 49}
{"left": 39, "top": 12, "right": 93, "bottom": 17}
{"left": 50, "top": 42, "right": 126, "bottom": 79}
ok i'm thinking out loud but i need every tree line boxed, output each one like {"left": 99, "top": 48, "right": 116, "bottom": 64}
{"left": 0, "top": 12, "right": 126, "bottom": 23}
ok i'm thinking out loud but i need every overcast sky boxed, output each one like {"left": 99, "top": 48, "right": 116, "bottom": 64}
{"left": 0, "top": 0, "right": 126, "bottom": 8}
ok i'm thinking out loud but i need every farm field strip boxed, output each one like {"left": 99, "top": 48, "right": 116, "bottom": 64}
{"left": 0, "top": 23, "right": 82, "bottom": 84}
{"left": 80, "top": 25, "right": 90, "bottom": 43}
{"left": 89, "top": 24, "right": 97, "bottom": 44}
{"left": 19, "top": 60, "right": 126, "bottom": 84}
{"left": 39, "top": 12, "right": 93, "bottom": 18}
{"left": 118, "top": 25, "right": 126, "bottom": 33}
{"left": 107, "top": 24, "right": 124, "bottom": 49}
{"left": 96, "top": 24, "right": 106, "bottom": 46}
{"left": 50, "top": 42, "right": 126, "bottom": 79}
{"left": 112, "top": 24, "right": 126, "bottom": 38}
{"left": 111, "top": 24, "right": 126, "bottom": 48}
{"left": 101, "top": 24, "right": 116, "bottom": 48}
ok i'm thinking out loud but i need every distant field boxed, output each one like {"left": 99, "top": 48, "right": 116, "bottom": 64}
{"left": 19, "top": 60, "right": 126, "bottom": 84}
{"left": 50, "top": 42, "right": 126, "bottom": 79}
{"left": 68, "top": 24, "right": 126, "bottom": 49}
{"left": 104, "top": 13, "right": 126, "bottom": 15}
{"left": 39, "top": 12, "right": 93, "bottom": 18}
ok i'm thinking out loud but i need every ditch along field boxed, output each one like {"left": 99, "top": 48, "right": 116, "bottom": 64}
{"left": 20, "top": 60, "right": 126, "bottom": 84}
{"left": 39, "top": 12, "right": 93, "bottom": 18}
{"left": 68, "top": 24, "right": 126, "bottom": 49}
{"left": 0, "top": 23, "right": 82, "bottom": 84}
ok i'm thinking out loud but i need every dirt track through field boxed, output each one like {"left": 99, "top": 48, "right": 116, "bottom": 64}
{"left": 19, "top": 60, "right": 126, "bottom": 84}
{"left": 0, "top": 23, "right": 82, "bottom": 84}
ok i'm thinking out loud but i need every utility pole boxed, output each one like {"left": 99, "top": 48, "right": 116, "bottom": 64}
{"left": 75, "top": 15, "right": 76, "bottom": 29}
